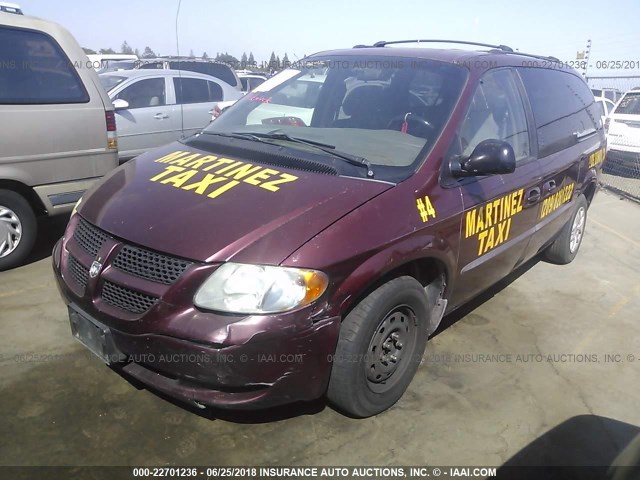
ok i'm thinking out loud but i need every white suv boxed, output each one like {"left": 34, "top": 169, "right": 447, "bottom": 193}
{"left": 605, "top": 89, "right": 640, "bottom": 177}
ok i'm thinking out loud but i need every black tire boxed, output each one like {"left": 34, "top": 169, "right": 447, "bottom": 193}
{"left": 327, "top": 276, "right": 430, "bottom": 418}
{"left": 543, "top": 194, "right": 588, "bottom": 265}
{"left": 0, "top": 189, "right": 37, "bottom": 271}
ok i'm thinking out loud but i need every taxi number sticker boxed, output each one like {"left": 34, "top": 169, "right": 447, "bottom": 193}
{"left": 416, "top": 196, "right": 437, "bottom": 223}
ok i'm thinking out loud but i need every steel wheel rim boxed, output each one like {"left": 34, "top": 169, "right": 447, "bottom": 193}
{"left": 0, "top": 205, "right": 22, "bottom": 258}
{"left": 570, "top": 207, "right": 585, "bottom": 253}
{"left": 365, "top": 304, "right": 418, "bottom": 393}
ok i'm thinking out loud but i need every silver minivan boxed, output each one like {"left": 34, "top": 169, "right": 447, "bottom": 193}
{"left": 99, "top": 70, "right": 243, "bottom": 161}
{"left": 0, "top": 13, "right": 118, "bottom": 270}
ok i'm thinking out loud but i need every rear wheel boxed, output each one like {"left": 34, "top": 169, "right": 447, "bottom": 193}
{"left": 327, "top": 276, "right": 430, "bottom": 418}
{"left": 544, "top": 194, "right": 588, "bottom": 265}
{"left": 0, "top": 190, "right": 37, "bottom": 271}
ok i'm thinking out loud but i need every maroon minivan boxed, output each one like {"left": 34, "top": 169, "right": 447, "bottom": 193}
{"left": 53, "top": 40, "right": 605, "bottom": 417}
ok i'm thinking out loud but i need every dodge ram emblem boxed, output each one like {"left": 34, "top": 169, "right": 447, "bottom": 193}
{"left": 89, "top": 260, "right": 103, "bottom": 279}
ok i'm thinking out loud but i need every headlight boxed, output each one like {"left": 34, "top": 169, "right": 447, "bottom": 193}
{"left": 71, "top": 197, "right": 82, "bottom": 217}
{"left": 194, "top": 263, "right": 328, "bottom": 314}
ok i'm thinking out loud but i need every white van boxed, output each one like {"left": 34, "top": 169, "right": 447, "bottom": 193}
{"left": 0, "top": 14, "right": 119, "bottom": 270}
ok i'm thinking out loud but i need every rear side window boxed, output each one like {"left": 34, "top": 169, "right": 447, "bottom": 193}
{"left": 169, "top": 61, "right": 237, "bottom": 87}
{"left": 615, "top": 92, "right": 640, "bottom": 115}
{"left": 173, "top": 77, "right": 223, "bottom": 104}
{"left": 115, "top": 78, "right": 166, "bottom": 108}
{"left": 519, "top": 68, "right": 598, "bottom": 157}
{"left": 0, "top": 26, "right": 89, "bottom": 104}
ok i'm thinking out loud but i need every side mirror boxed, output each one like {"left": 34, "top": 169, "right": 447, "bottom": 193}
{"left": 112, "top": 99, "right": 129, "bottom": 111}
{"left": 452, "top": 139, "right": 516, "bottom": 177}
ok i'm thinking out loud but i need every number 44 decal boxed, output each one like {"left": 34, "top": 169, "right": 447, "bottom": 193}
{"left": 416, "top": 196, "right": 437, "bottom": 223}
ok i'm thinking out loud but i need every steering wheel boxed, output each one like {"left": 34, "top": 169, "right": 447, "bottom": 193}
{"left": 386, "top": 113, "right": 435, "bottom": 133}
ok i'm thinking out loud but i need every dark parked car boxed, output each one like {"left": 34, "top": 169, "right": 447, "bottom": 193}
{"left": 137, "top": 58, "right": 242, "bottom": 91}
{"left": 53, "top": 40, "right": 604, "bottom": 418}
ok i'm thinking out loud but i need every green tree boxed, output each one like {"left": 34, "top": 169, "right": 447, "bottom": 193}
{"left": 282, "top": 52, "right": 290, "bottom": 67}
{"left": 189, "top": 49, "right": 195, "bottom": 58}
{"left": 142, "top": 46, "right": 156, "bottom": 59}
{"left": 134, "top": 48, "right": 140, "bottom": 58}
{"left": 202, "top": 51, "right": 209, "bottom": 60}
{"left": 248, "top": 52, "right": 255, "bottom": 66}
{"left": 216, "top": 52, "right": 239, "bottom": 65}
{"left": 82, "top": 47, "right": 97, "bottom": 55}
{"left": 241, "top": 52, "right": 248, "bottom": 66}
{"left": 121, "top": 41, "right": 134, "bottom": 55}
{"left": 99, "top": 48, "right": 116, "bottom": 54}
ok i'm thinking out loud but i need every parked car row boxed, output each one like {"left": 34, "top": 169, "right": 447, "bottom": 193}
{"left": 100, "top": 70, "right": 242, "bottom": 161}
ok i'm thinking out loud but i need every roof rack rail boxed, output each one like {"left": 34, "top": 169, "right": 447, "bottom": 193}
{"left": 371, "top": 39, "right": 514, "bottom": 52}
{"left": 511, "top": 51, "right": 561, "bottom": 63}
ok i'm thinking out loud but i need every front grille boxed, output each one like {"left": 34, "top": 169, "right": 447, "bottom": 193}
{"left": 101, "top": 281, "right": 159, "bottom": 314}
{"left": 112, "top": 245, "right": 192, "bottom": 285}
{"left": 68, "top": 255, "right": 89, "bottom": 288}
{"left": 74, "top": 217, "right": 110, "bottom": 257}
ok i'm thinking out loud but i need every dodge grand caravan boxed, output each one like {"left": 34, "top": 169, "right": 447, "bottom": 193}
{"left": 53, "top": 40, "right": 604, "bottom": 418}
{"left": 0, "top": 13, "right": 118, "bottom": 270}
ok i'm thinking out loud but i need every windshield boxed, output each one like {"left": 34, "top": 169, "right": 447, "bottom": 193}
{"left": 99, "top": 75, "right": 127, "bottom": 93}
{"left": 615, "top": 92, "right": 640, "bottom": 115}
{"left": 196, "top": 56, "right": 467, "bottom": 182}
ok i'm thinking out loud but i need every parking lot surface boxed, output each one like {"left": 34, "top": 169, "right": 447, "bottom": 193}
{"left": 1, "top": 190, "right": 639, "bottom": 468}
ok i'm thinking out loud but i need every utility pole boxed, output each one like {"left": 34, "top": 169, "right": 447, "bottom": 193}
{"left": 584, "top": 39, "right": 592, "bottom": 80}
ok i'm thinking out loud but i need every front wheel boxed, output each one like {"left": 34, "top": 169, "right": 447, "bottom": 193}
{"left": 543, "top": 194, "right": 588, "bottom": 265}
{"left": 0, "top": 189, "right": 37, "bottom": 271}
{"left": 327, "top": 276, "right": 430, "bottom": 418}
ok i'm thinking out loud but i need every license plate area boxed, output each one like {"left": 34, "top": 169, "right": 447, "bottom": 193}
{"left": 68, "top": 307, "right": 125, "bottom": 364}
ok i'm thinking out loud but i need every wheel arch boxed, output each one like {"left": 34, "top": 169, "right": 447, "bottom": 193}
{"left": 333, "top": 252, "right": 452, "bottom": 322}
{"left": 0, "top": 179, "right": 47, "bottom": 216}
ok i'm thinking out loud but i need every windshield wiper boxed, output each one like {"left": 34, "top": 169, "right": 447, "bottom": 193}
{"left": 227, "top": 130, "right": 375, "bottom": 178}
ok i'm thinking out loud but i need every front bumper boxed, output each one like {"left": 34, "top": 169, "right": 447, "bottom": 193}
{"left": 53, "top": 238, "right": 341, "bottom": 409}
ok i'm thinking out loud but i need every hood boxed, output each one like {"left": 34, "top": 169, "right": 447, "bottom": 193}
{"left": 80, "top": 143, "right": 392, "bottom": 264}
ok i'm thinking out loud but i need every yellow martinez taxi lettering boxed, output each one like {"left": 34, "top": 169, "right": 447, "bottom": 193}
{"left": 244, "top": 168, "right": 279, "bottom": 186}
{"left": 540, "top": 183, "right": 575, "bottom": 219}
{"left": 202, "top": 158, "right": 236, "bottom": 172}
{"left": 148, "top": 153, "right": 300, "bottom": 200}
{"left": 169, "top": 153, "right": 202, "bottom": 166}
{"left": 160, "top": 169, "right": 199, "bottom": 187}
{"left": 588, "top": 148, "right": 605, "bottom": 169}
{"left": 208, "top": 180, "right": 240, "bottom": 198}
{"left": 154, "top": 151, "right": 189, "bottom": 164}
{"left": 465, "top": 188, "right": 523, "bottom": 256}
{"left": 213, "top": 161, "right": 244, "bottom": 175}
{"left": 181, "top": 174, "right": 227, "bottom": 194}
{"left": 260, "top": 173, "right": 300, "bottom": 192}
{"left": 184, "top": 155, "right": 219, "bottom": 169}
{"left": 223, "top": 163, "right": 263, "bottom": 180}
{"left": 149, "top": 165, "right": 185, "bottom": 182}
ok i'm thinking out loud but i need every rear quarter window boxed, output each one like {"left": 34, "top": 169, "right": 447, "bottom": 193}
{"left": 519, "top": 68, "right": 598, "bottom": 157}
{"left": 615, "top": 93, "right": 640, "bottom": 115}
{"left": 0, "top": 26, "right": 90, "bottom": 104}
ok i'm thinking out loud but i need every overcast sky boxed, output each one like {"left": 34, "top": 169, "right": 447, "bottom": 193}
{"left": 23, "top": 0, "right": 640, "bottom": 75}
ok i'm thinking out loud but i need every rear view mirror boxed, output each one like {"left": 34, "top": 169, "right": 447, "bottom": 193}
{"left": 112, "top": 99, "right": 129, "bottom": 111}
{"left": 452, "top": 139, "right": 516, "bottom": 177}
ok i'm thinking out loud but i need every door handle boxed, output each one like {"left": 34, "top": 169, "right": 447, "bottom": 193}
{"left": 153, "top": 113, "right": 169, "bottom": 119}
{"left": 543, "top": 180, "right": 557, "bottom": 194}
{"left": 526, "top": 187, "right": 541, "bottom": 205}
